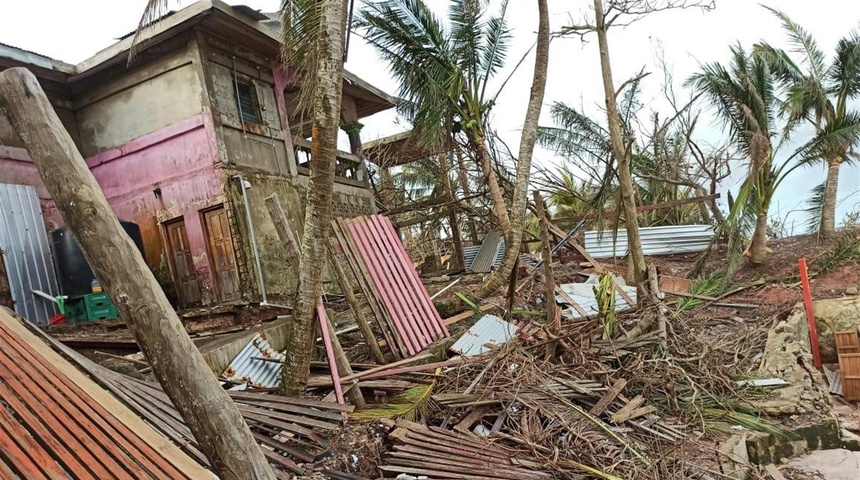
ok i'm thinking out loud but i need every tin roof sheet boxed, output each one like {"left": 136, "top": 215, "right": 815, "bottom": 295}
{"left": 557, "top": 275, "right": 637, "bottom": 320}
{"left": 584, "top": 224, "right": 714, "bottom": 259}
{"left": 450, "top": 314, "right": 518, "bottom": 357}
{"left": 221, "top": 333, "right": 284, "bottom": 388}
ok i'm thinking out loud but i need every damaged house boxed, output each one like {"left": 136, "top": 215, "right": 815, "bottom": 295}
{"left": 0, "top": 0, "right": 395, "bottom": 313}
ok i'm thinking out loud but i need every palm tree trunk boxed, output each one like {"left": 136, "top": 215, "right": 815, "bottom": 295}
{"left": 750, "top": 211, "right": 769, "bottom": 263}
{"left": 454, "top": 145, "right": 480, "bottom": 243}
{"left": 477, "top": 0, "right": 550, "bottom": 297}
{"left": 473, "top": 131, "right": 512, "bottom": 236}
{"left": 593, "top": 0, "right": 647, "bottom": 292}
{"left": 282, "top": 0, "right": 349, "bottom": 396}
{"left": 820, "top": 158, "right": 841, "bottom": 237}
{"left": 437, "top": 152, "right": 464, "bottom": 270}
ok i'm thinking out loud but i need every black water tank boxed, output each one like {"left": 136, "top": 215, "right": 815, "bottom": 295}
{"left": 51, "top": 221, "right": 146, "bottom": 297}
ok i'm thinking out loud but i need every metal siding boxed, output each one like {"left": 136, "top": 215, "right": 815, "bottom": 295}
{"left": 463, "top": 242, "right": 540, "bottom": 270}
{"left": 346, "top": 215, "right": 450, "bottom": 354}
{"left": 221, "top": 333, "right": 285, "bottom": 388}
{"left": 0, "top": 184, "right": 59, "bottom": 324}
{"left": 469, "top": 231, "right": 502, "bottom": 273}
{"left": 557, "top": 276, "right": 637, "bottom": 320}
{"left": 450, "top": 314, "right": 518, "bottom": 357}
{"left": 584, "top": 224, "right": 714, "bottom": 259}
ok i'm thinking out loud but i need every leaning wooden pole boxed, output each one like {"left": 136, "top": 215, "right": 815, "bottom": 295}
{"left": 0, "top": 67, "right": 276, "bottom": 480}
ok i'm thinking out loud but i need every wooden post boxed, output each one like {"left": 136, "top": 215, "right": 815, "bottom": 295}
{"left": 264, "top": 194, "right": 301, "bottom": 270}
{"left": 534, "top": 192, "right": 558, "bottom": 356}
{"left": 263, "top": 194, "right": 366, "bottom": 404}
{"left": 0, "top": 68, "right": 275, "bottom": 479}
{"left": 327, "top": 244, "right": 386, "bottom": 364}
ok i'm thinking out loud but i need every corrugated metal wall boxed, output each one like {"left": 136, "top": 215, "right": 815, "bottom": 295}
{"left": 584, "top": 224, "right": 714, "bottom": 259}
{"left": 0, "top": 184, "right": 59, "bottom": 324}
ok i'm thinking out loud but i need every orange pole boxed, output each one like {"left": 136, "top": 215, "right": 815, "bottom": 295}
{"left": 799, "top": 258, "right": 822, "bottom": 370}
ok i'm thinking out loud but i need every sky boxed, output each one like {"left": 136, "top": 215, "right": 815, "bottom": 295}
{"left": 2, "top": 0, "right": 860, "bottom": 234}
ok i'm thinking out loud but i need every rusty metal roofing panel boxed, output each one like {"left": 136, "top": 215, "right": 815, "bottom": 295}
{"left": 450, "top": 314, "right": 518, "bottom": 357}
{"left": 0, "top": 183, "right": 59, "bottom": 324}
{"left": 0, "top": 307, "right": 206, "bottom": 479}
{"left": 222, "top": 333, "right": 285, "bottom": 388}
{"left": 469, "top": 231, "right": 502, "bottom": 273}
{"left": 584, "top": 224, "right": 714, "bottom": 259}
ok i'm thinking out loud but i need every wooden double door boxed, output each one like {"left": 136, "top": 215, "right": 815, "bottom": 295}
{"left": 165, "top": 206, "right": 240, "bottom": 307}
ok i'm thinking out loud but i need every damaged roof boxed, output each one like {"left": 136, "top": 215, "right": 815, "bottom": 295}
{"left": 0, "top": 307, "right": 211, "bottom": 479}
{"left": 0, "top": 1, "right": 395, "bottom": 118}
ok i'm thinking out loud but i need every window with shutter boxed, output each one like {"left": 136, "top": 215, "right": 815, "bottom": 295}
{"left": 234, "top": 80, "right": 262, "bottom": 124}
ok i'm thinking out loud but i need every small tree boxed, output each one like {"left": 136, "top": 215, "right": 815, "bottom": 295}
{"left": 562, "top": 0, "right": 714, "bottom": 292}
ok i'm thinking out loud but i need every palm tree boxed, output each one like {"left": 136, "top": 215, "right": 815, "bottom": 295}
{"left": 278, "top": 0, "right": 350, "bottom": 395}
{"left": 686, "top": 44, "right": 778, "bottom": 264}
{"left": 357, "top": 0, "right": 550, "bottom": 297}
{"left": 356, "top": 0, "right": 513, "bottom": 235}
{"left": 754, "top": 7, "right": 860, "bottom": 237}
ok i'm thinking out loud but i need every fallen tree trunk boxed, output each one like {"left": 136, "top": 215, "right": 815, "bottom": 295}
{"left": 0, "top": 67, "right": 275, "bottom": 479}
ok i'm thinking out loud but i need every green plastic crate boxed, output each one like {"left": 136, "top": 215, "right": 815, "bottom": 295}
{"left": 65, "top": 293, "right": 119, "bottom": 322}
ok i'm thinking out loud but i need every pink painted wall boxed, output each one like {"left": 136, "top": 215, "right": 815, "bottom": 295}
{"left": 0, "top": 112, "right": 225, "bottom": 305}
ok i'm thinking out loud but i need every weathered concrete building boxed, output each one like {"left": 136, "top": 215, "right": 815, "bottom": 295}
{"left": 0, "top": 1, "right": 394, "bottom": 308}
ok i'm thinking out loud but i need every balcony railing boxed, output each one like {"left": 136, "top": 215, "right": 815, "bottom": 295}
{"left": 293, "top": 138, "right": 366, "bottom": 187}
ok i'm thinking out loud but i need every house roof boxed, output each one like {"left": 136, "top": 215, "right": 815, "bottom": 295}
{"left": 0, "top": 307, "right": 212, "bottom": 479}
{"left": 363, "top": 129, "right": 448, "bottom": 167}
{"left": 0, "top": 1, "right": 395, "bottom": 119}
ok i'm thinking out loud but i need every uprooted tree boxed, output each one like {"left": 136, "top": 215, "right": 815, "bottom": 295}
{"left": 0, "top": 68, "right": 276, "bottom": 479}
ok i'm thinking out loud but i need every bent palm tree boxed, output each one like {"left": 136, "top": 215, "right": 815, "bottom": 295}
{"left": 357, "top": 0, "right": 549, "bottom": 296}
{"left": 687, "top": 44, "right": 778, "bottom": 264}
{"left": 754, "top": 7, "right": 860, "bottom": 237}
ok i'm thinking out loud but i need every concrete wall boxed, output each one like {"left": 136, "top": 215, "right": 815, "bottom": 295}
{"left": 199, "top": 32, "right": 377, "bottom": 302}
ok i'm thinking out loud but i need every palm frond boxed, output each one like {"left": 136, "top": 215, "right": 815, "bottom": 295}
{"left": 762, "top": 6, "right": 827, "bottom": 81}
{"left": 804, "top": 181, "right": 826, "bottom": 234}
{"left": 280, "top": 0, "right": 328, "bottom": 113}
{"left": 357, "top": 0, "right": 458, "bottom": 143}
{"left": 828, "top": 30, "right": 860, "bottom": 115}
{"left": 351, "top": 382, "right": 435, "bottom": 421}
{"left": 130, "top": 0, "right": 171, "bottom": 60}
{"left": 478, "top": 0, "right": 511, "bottom": 99}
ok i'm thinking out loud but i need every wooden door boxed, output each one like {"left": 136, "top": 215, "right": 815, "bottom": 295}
{"left": 164, "top": 219, "right": 202, "bottom": 308}
{"left": 0, "top": 248, "right": 12, "bottom": 310}
{"left": 203, "top": 207, "right": 241, "bottom": 302}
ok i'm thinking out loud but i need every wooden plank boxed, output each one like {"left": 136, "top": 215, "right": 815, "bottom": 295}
{"left": 0, "top": 404, "right": 56, "bottom": 480}
{"left": 252, "top": 432, "right": 315, "bottom": 463}
{"left": 453, "top": 406, "right": 490, "bottom": 434}
{"left": 589, "top": 378, "right": 627, "bottom": 416}
{"left": 443, "top": 304, "right": 495, "bottom": 327}
{"left": 764, "top": 464, "right": 788, "bottom": 480}
{"left": 228, "top": 391, "right": 354, "bottom": 412}
{"left": 327, "top": 243, "right": 386, "bottom": 364}
{"left": 610, "top": 395, "right": 646, "bottom": 423}
{"left": 231, "top": 398, "right": 344, "bottom": 422}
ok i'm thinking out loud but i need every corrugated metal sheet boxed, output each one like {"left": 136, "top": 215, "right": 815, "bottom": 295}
{"left": 584, "top": 224, "right": 714, "bottom": 259}
{"left": 0, "top": 307, "right": 205, "bottom": 479}
{"left": 345, "top": 215, "right": 450, "bottom": 355}
{"left": 450, "top": 314, "right": 518, "bottom": 357}
{"left": 221, "top": 333, "right": 284, "bottom": 388}
{"left": 469, "top": 231, "right": 503, "bottom": 273}
{"left": 463, "top": 242, "right": 540, "bottom": 271}
{"left": 0, "top": 184, "right": 59, "bottom": 324}
{"left": 557, "top": 275, "right": 637, "bottom": 320}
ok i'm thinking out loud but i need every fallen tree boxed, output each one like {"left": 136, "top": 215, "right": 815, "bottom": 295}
{"left": 0, "top": 67, "right": 275, "bottom": 479}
